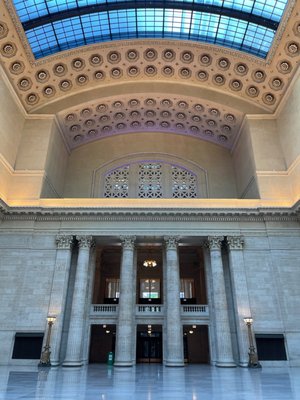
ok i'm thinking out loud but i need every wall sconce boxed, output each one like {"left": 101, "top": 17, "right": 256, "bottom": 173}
{"left": 39, "top": 315, "right": 56, "bottom": 367}
{"left": 243, "top": 317, "right": 261, "bottom": 368}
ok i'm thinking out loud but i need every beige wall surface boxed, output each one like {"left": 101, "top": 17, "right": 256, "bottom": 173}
{"left": 0, "top": 75, "right": 25, "bottom": 168}
{"left": 41, "top": 120, "right": 69, "bottom": 198}
{"left": 63, "top": 132, "right": 237, "bottom": 198}
{"left": 248, "top": 118, "right": 286, "bottom": 172}
{"left": 277, "top": 75, "right": 300, "bottom": 169}
{"left": 14, "top": 118, "right": 54, "bottom": 171}
{"left": 232, "top": 120, "right": 259, "bottom": 199}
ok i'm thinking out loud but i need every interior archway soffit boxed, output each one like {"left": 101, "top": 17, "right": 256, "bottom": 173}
{"left": 0, "top": 1, "right": 300, "bottom": 152}
{"left": 57, "top": 93, "right": 243, "bottom": 151}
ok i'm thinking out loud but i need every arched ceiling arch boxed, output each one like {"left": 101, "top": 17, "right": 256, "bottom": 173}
{"left": 0, "top": 0, "right": 300, "bottom": 152}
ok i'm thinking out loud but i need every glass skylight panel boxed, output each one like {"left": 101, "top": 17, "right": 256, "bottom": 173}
{"left": 13, "top": 0, "right": 288, "bottom": 59}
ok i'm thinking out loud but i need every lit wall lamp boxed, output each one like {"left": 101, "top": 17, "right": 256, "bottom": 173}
{"left": 39, "top": 315, "right": 56, "bottom": 367}
{"left": 243, "top": 317, "right": 261, "bottom": 368}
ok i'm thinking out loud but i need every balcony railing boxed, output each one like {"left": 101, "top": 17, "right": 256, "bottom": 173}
{"left": 136, "top": 305, "right": 164, "bottom": 315}
{"left": 91, "top": 304, "right": 209, "bottom": 318}
{"left": 91, "top": 304, "right": 118, "bottom": 317}
{"left": 181, "top": 304, "right": 209, "bottom": 316}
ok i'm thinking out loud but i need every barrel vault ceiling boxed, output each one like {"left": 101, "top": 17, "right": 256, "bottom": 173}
{"left": 0, "top": 0, "right": 300, "bottom": 152}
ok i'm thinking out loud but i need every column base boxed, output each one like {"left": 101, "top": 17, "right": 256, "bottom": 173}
{"left": 165, "top": 361, "right": 185, "bottom": 367}
{"left": 62, "top": 361, "right": 84, "bottom": 367}
{"left": 49, "top": 360, "right": 60, "bottom": 367}
{"left": 216, "top": 361, "right": 236, "bottom": 368}
{"left": 239, "top": 362, "right": 249, "bottom": 368}
{"left": 113, "top": 361, "right": 134, "bottom": 367}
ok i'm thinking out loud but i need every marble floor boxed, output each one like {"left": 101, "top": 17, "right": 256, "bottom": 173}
{"left": 0, "top": 364, "right": 300, "bottom": 400}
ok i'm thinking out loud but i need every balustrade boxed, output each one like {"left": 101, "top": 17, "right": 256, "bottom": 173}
{"left": 91, "top": 304, "right": 209, "bottom": 317}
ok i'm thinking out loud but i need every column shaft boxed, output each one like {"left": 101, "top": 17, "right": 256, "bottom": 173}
{"left": 63, "top": 236, "right": 94, "bottom": 367}
{"left": 227, "top": 236, "right": 251, "bottom": 367}
{"left": 114, "top": 236, "right": 136, "bottom": 367}
{"left": 48, "top": 235, "right": 73, "bottom": 366}
{"left": 207, "top": 236, "right": 235, "bottom": 367}
{"left": 164, "top": 236, "right": 184, "bottom": 367}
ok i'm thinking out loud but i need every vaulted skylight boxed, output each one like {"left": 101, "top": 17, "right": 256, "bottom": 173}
{"left": 12, "top": 0, "right": 288, "bottom": 59}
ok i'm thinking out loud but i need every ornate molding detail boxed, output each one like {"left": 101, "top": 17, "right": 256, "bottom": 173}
{"left": 164, "top": 236, "right": 180, "bottom": 250}
{"left": 58, "top": 94, "right": 243, "bottom": 150}
{"left": 205, "top": 236, "right": 224, "bottom": 250}
{"left": 227, "top": 235, "right": 245, "bottom": 250}
{"left": 2, "top": 0, "right": 300, "bottom": 115}
{"left": 120, "top": 235, "right": 136, "bottom": 249}
{"left": 76, "top": 235, "right": 95, "bottom": 249}
{"left": 56, "top": 234, "right": 74, "bottom": 249}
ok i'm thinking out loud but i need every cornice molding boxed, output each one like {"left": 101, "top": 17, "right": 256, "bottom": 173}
{"left": 1, "top": 198, "right": 300, "bottom": 223}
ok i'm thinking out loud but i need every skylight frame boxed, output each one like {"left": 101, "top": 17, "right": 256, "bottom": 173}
{"left": 12, "top": 0, "right": 288, "bottom": 59}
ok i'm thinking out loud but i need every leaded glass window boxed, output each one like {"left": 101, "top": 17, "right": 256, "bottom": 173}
{"left": 102, "top": 160, "right": 202, "bottom": 198}
{"left": 172, "top": 166, "right": 197, "bottom": 198}
{"left": 104, "top": 165, "right": 129, "bottom": 198}
{"left": 138, "top": 163, "right": 162, "bottom": 198}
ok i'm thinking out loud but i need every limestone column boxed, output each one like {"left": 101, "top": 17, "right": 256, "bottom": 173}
{"left": 114, "top": 236, "right": 136, "bottom": 367}
{"left": 164, "top": 236, "right": 184, "bottom": 367}
{"left": 48, "top": 235, "right": 74, "bottom": 366}
{"left": 227, "top": 236, "right": 251, "bottom": 367}
{"left": 206, "top": 236, "right": 235, "bottom": 367}
{"left": 63, "top": 235, "right": 95, "bottom": 367}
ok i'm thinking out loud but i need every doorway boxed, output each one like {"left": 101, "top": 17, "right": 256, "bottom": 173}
{"left": 183, "top": 324, "right": 210, "bottom": 363}
{"left": 89, "top": 324, "right": 116, "bottom": 363}
{"left": 136, "top": 325, "right": 162, "bottom": 363}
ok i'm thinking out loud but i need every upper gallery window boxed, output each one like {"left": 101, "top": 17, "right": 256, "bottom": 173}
{"left": 12, "top": 0, "right": 288, "bottom": 59}
{"left": 103, "top": 161, "right": 198, "bottom": 198}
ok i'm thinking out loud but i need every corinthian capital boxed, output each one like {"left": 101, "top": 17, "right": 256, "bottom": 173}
{"left": 164, "top": 236, "right": 180, "bottom": 250}
{"left": 205, "top": 236, "right": 224, "bottom": 250}
{"left": 56, "top": 235, "right": 74, "bottom": 249}
{"left": 76, "top": 235, "right": 95, "bottom": 249}
{"left": 227, "top": 236, "right": 244, "bottom": 250}
{"left": 120, "top": 235, "right": 136, "bottom": 249}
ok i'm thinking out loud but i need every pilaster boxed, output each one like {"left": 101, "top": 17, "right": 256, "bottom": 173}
{"left": 48, "top": 235, "right": 74, "bottom": 366}
{"left": 227, "top": 235, "right": 251, "bottom": 367}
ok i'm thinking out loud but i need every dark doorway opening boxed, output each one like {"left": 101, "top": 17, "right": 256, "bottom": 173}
{"left": 256, "top": 334, "right": 287, "bottom": 361}
{"left": 89, "top": 324, "right": 116, "bottom": 363}
{"left": 136, "top": 325, "right": 162, "bottom": 363}
{"left": 12, "top": 333, "right": 44, "bottom": 359}
{"left": 183, "top": 324, "right": 210, "bottom": 363}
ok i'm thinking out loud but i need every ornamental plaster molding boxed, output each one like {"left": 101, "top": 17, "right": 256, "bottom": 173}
{"left": 205, "top": 236, "right": 224, "bottom": 250}
{"left": 0, "top": 203, "right": 300, "bottom": 223}
{"left": 226, "top": 236, "right": 245, "bottom": 250}
{"left": 164, "top": 236, "right": 180, "bottom": 250}
{"left": 56, "top": 235, "right": 74, "bottom": 250}
{"left": 120, "top": 235, "right": 136, "bottom": 249}
{"left": 76, "top": 235, "right": 95, "bottom": 249}
{"left": 1, "top": 0, "right": 300, "bottom": 123}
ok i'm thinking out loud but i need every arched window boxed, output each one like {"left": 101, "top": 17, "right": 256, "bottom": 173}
{"left": 101, "top": 160, "right": 203, "bottom": 199}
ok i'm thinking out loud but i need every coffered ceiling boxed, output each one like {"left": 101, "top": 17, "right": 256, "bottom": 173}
{"left": 0, "top": 0, "right": 300, "bottom": 152}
